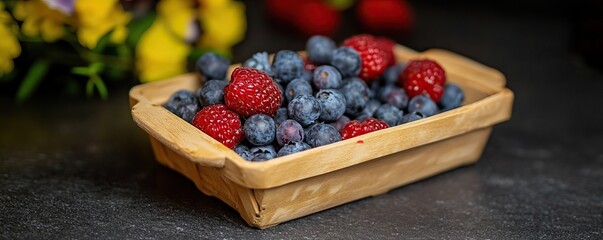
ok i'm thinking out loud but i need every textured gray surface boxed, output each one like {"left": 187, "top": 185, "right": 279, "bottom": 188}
{"left": 2, "top": 1, "right": 603, "bottom": 239}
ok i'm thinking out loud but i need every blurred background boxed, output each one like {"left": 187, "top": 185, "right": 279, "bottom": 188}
{"left": 0, "top": 0, "right": 601, "bottom": 102}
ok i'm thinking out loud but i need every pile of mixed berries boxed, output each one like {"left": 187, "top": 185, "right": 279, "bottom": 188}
{"left": 164, "top": 34, "right": 464, "bottom": 162}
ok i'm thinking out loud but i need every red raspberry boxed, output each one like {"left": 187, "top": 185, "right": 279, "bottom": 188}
{"left": 224, "top": 67, "right": 282, "bottom": 117}
{"left": 339, "top": 118, "right": 389, "bottom": 140}
{"left": 376, "top": 37, "right": 396, "bottom": 67}
{"left": 192, "top": 104, "right": 243, "bottom": 149}
{"left": 266, "top": 0, "right": 302, "bottom": 25}
{"left": 294, "top": 1, "right": 341, "bottom": 37}
{"left": 356, "top": 0, "right": 414, "bottom": 33}
{"left": 342, "top": 34, "right": 390, "bottom": 82}
{"left": 399, "top": 59, "right": 446, "bottom": 102}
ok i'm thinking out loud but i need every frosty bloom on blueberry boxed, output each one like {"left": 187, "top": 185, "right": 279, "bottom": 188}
{"left": 313, "top": 65, "right": 343, "bottom": 89}
{"left": 288, "top": 95, "right": 322, "bottom": 126}
{"left": 196, "top": 52, "right": 230, "bottom": 81}
{"left": 244, "top": 114, "right": 276, "bottom": 146}
{"left": 164, "top": 90, "right": 200, "bottom": 123}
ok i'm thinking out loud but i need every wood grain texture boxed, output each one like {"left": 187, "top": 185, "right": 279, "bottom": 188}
{"left": 129, "top": 45, "right": 514, "bottom": 228}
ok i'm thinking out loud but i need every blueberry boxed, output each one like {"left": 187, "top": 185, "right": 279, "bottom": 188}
{"left": 277, "top": 141, "right": 311, "bottom": 157}
{"left": 374, "top": 104, "right": 403, "bottom": 127}
{"left": 243, "top": 114, "right": 276, "bottom": 146}
{"left": 305, "top": 123, "right": 342, "bottom": 148}
{"left": 439, "top": 83, "right": 465, "bottom": 111}
{"left": 313, "top": 65, "right": 343, "bottom": 89}
{"left": 369, "top": 80, "right": 380, "bottom": 99}
{"left": 331, "top": 47, "right": 361, "bottom": 77}
{"left": 273, "top": 50, "right": 304, "bottom": 83}
{"left": 273, "top": 107, "right": 289, "bottom": 127}
{"left": 243, "top": 52, "right": 274, "bottom": 76}
{"left": 276, "top": 119, "right": 304, "bottom": 146}
{"left": 341, "top": 77, "right": 371, "bottom": 97}
{"left": 285, "top": 78, "right": 313, "bottom": 102}
{"left": 303, "top": 123, "right": 317, "bottom": 139}
{"left": 398, "top": 111, "right": 425, "bottom": 125}
{"left": 164, "top": 90, "right": 200, "bottom": 123}
{"left": 315, "top": 89, "right": 346, "bottom": 121}
{"left": 196, "top": 80, "right": 227, "bottom": 107}
{"left": 355, "top": 115, "right": 371, "bottom": 122}
{"left": 360, "top": 99, "right": 381, "bottom": 118}
{"left": 339, "top": 77, "right": 370, "bottom": 117}
{"left": 301, "top": 70, "right": 313, "bottom": 83}
{"left": 276, "top": 82, "right": 286, "bottom": 106}
{"left": 378, "top": 85, "right": 408, "bottom": 109}
{"left": 196, "top": 52, "right": 229, "bottom": 80}
{"left": 288, "top": 95, "right": 321, "bottom": 126}
{"left": 234, "top": 145, "right": 253, "bottom": 160}
{"left": 249, "top": 145, "right": 277, "bottom": 161}
{"left": 329, "top": 115, "right": 351, "bottom": 131}
{"left": 306, "top": 35, "right": 336, "bottom": 64}
{"left": 381, "top": 64, "right": 405, "bottom": 85}
{"left": 408, "top": 94, "right": 439, "bottom": 117}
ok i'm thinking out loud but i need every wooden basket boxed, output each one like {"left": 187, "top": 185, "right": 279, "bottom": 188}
{"left": 129, "top": 45, "right": 514, "bottom": 229}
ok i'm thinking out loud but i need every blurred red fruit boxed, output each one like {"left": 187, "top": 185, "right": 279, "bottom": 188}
{"left": 295, "top": 1, "right": 341, "bottom": 37}
{"left": 357, "top": 0, "right": 414, "bottom": 33}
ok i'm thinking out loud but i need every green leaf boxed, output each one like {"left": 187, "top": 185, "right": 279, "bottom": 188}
{"left": 127, "top": 13, "right": 157, "bottom": 48}
{"left": 93, "top": 30, "right": 113, "bottom": 54}
{"left": 16, "top": 60, "right": 49, "bottom": 103}
{"left": 92, "top": 75, "right": 108, "bottom": 99}
{"left": 89, "top": 62, "right": 104, "bottom": 73}
{"left": 106, "top": 66, "right": 127, "bottom": 81}
{"left": 116, "top": 44, "right": 131, "bottom": 60}
{"left": 86, "top": 78, "right": 94, "bottom": 97}
{"left": 71, "top": 67, "right": 90, "bottom": 76}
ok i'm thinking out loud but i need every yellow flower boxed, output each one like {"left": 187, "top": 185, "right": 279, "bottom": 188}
{"left": 198, "top": 0, "right": 230, "bottom": 9}
{"left": 136, "top": 17, "right": 190, "bottom": 82}
{"left": 197, "top": 0, "right": 246, "bottom": 53}
{"left": 134, "top": 0, "right": 246, "bottom": 82}
{"left": 157, "top": 0, "right": 197, "bottom": 42}
{"left": 0, "top": 2, "right": 21, "bottom": 74}
{"left": 74, "top": 0, "right": 132, "bottom": 49}
{"left": 13, "top": 0, "right": 66, "bottom": 42}
{"left": 74, "top": 0, "right": 115, "bottom": 27}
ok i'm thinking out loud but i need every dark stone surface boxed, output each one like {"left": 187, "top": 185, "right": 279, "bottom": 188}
{"left": 2, "top": 1, "right": 603, "bottom": 239}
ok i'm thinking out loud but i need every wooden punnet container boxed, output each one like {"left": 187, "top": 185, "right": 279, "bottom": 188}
{"left": 129, "top": 46, "right": 514, "bottom": 229}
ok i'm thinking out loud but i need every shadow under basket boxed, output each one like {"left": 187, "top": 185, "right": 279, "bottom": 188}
{"left": 129, "top": 46, "right": 514, "bottom": 229}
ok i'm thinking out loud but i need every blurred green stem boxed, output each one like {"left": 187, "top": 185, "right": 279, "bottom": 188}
{"left": 73, "top": 62, "right": 108, "bottom": 99}
{"left": 16, "top": 60, "right": 49, "bottom": 103}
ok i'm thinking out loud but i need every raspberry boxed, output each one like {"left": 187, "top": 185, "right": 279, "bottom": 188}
{"left": 224, "top": 67, "right": 282, "bottom": 117}
{"left": 376, "top": 37, "right": 396, "bottom": 66}
{"left": 294, "top": 1, "right": 340, "bottom": 37}
{"left": 342, "top": 34, "right": 390, "bottom": 82}
{"left": 356, "top": 0, "right": 414, "bottom": 34}
{"left": 339, "top": 118, "right": 389, "bottom": 140}
{"left": 399, "top": 59, "right": 446, "bottom": 102}
{"left": 192, "top": 104, "right": 244, "bottom": 149}
{"left": 266, "top": 0, "right": 301, "bottom": 25}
